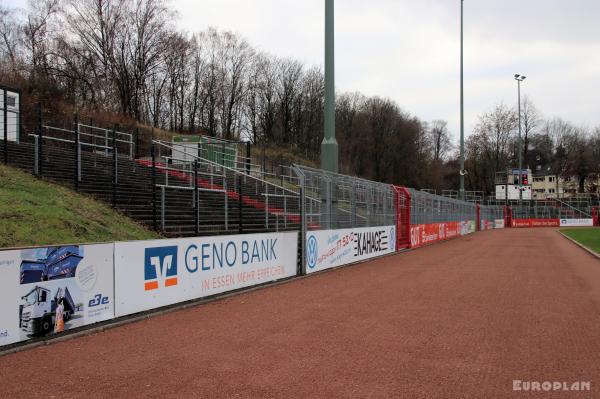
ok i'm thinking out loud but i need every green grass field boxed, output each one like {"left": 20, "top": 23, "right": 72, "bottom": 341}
{"left": 0, "top": 164, "right": 160, "bottom": 248}
{"left": 561, "top": 228, "right": 600, "bottom": 255}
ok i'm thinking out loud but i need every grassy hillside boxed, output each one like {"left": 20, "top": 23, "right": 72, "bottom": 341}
{"left": 561, "top": 228, "right": 600, "bottom": 254}
{"left": 0, "top": 164, "right": 160, "bottom": 248}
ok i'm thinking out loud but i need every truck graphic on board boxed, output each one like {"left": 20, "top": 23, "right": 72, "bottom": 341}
{"left": 20, "top": 246, "right": 83, "bottom": 284}
{"left": 19, "top": 286, "right": 78, "bottom": 336}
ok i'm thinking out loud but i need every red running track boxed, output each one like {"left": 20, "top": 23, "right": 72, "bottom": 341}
{"left": 1, "top": 228, "right": 600, "bottom": 398}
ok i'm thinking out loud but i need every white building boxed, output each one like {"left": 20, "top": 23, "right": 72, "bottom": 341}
{"left": 0, "top": 85, "right": 21, "bottom": 142}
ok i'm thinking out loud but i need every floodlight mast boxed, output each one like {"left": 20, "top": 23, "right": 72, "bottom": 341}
{"left": 514, "top": 74, "right": 527, "bottom": 203}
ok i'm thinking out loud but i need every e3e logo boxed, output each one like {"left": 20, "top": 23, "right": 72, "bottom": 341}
{"left": 89, "top": 294, "right": 110, "bottom": 307}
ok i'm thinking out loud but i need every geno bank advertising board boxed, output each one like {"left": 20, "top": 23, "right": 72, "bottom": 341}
{"left": 0, "top": 244, "right": 114, "bottom": 347}
{"left": 114, "top": 232, "right": 298, "bottom": 316}
{"left": 305, "top": 226, "right": 396, "bottom": 274}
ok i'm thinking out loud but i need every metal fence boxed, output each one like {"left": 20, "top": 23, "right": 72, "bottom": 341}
{"left": 152, "top": 140, "right": 301, "bottom": 236}
{"left": 479, "top": 204, "right": 505, "bottom": 225}
{"left": 510, "top": 203, "right": 592, "bottom": 220}
{"left": 293, "top": 165, "right": 396, "bottom": 232}
{"left": 409, "top": 189, "right": 477, "bottom": 225}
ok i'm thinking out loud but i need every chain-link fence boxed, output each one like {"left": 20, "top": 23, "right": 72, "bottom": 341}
{"left": 510, "top": 204, "right": 592, "bottom": 220}
{"left": 479, "top": 204, "right": 505, "bottom": 228}
{"left": 293, "top": 165, "right": 396, "bottom": 232}
{"left": 409, "top": 189, "right": 477, "bottom": 225}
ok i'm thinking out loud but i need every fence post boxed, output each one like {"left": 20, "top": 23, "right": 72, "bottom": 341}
{"left": 74, "top": 114, "right": 80, "bottom": 190}
{"left": 476, "top": 203, "right": 481, "bottom": 232}
{"left": 194, "top": 159, "right": 199, "bottom": 236}
{"left": 136, "top": 128, "right": 142, "bottom": 159}
{"left": 238, "top": 172, "right": 243, "bottom": 234}
{"left": 3, "top": 88, "right": 7, "bottom": 164}
{"left": 265, "top": 184, "right": 269, "bottom": 229}
{"left": 299, "top": 180, "right": 306, "bottom": 276}
{"left": 224, "top": 167, "right": 229, "bottom": 230}
{"left": 37, "top": 103, "right": 43, "bottom": 176}
{"left": 112, "top": 125, "right": 117, "bottom": 208}
{"left": 351, "top": 183, "right": 357, "bottom": 227}
{"left": 152, "top": 142, "right": 157, "bottom": 231}
{"left": 161, "top": 185, "right": 166, "bottom": 231}
{"left": 245, "top": 141, "right": 251, "bottom": 175}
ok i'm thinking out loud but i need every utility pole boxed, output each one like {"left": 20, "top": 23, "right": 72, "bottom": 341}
{"left": 459, "top": 0, "right": 465, "bottom": 200}
{"left": 515, "top": 74, "right": 526, "bottom": 203}
{"left": 321, "top": 0, "right": 338, "bottom": 173}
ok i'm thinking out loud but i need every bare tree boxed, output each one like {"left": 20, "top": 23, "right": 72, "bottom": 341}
{"left": 428, "top": 119, "right": 452, "bottom": 162}
{"left": 0, "top": 5, "right": 21, "bottom": 70}
{"left": 520, "top": 96, "right": 540, "bottom": 167}
{"left": 23, "top": 0, "right": 61, "bottom": 80}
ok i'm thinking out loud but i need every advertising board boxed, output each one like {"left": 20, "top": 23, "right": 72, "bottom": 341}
{"left": 114, "top": 232, "right": 298, "bottom": 317}
{"left": 480, "top": 220, "right": 494, "bottom": 231}
{"left": 494, "top": 219, "right": 505, "bottom": 229}
{"left": 305, "top": 226, "right": 396, "bottom": 274}
{"left": 0, "top": 244, "right": 114, "bottom": 347}
{"left": 511, "top": 219, "right": 560, "bottom": 228}
{"left": 559, "top": 219, "right": 594, "bottom": 227}
{"left": 410, "top": 222, "right": 462, "bottom": 249}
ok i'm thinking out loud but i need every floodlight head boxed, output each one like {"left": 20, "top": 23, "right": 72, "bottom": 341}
{"left": 522, "top": 76, "right": 527, "bottom": 80}
{"left": 514, "top": 74, "right": 520, "bottom": 79}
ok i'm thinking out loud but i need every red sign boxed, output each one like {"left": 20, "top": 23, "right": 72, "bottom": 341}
{"left": 410, "top": 222, "right": 462, "bottom": 248}
{"left": 511, "top": 219, "right": 559, "bottom": 228}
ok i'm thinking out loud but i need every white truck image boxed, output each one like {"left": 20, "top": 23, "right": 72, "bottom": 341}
{"left": 19, "top": 286, "right": 77, "bottom": 336}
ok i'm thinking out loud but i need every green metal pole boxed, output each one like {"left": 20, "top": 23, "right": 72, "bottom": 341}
{"left": 517, "top": 78, "right": 522, "bottom": 203}
{"left": 459, "top": 0, "right": 465, "bottom": 200}
{"left": 321, "top": 0, "right": 338, "bottom": 173}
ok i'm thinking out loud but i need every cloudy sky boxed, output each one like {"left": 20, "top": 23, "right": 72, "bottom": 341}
{"left": 7, "top": 0, "right": 600, "bottom": 142}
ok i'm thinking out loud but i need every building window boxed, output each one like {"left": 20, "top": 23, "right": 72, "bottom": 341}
{"left": 548, "top": 176, "right": 555, "bottom": 183}
{"left": 549, "top": 188, "right": 556, "bottom": 193}
{"left": 6, "top": 96, "right": 16, "bottom": 107}
{"left": 533, "top": 177, "right": 544, "bottom": 182}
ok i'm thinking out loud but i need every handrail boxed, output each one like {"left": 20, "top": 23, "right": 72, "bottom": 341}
{"left": 78, "top": 123, "right": 132, "bottom": 139}
{"left": 554, "top": 198, "right": 592, "bottom": 218}
{"left": 44, "top": 125, "right": 132, "bottom": 145}
{"left": 153, "top": 139, "right": 299, "bottom": 197}
{"left": 30, "top": 133, "right": 115, "bottom": 151}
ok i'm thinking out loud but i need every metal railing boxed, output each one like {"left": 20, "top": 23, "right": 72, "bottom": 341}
{"left": 409, "top": 188, "right": 477, "bottom": 225}
{"left": 152, "top": 140, "right": 301, "bottom": 235}
{"left": 293, "top": 165, "right": 396, "bottom": 231}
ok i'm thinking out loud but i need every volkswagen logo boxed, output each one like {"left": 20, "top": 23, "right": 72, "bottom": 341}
{"left": 307, "top": 235, "right": 318, "bottom": 269}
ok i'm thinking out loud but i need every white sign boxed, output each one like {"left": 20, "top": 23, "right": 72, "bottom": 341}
{"left": 559, "top": 219, "right": 594, "bottom": 227}
{"left": 0, "top": 244, "right": 114, "bottom": 347}
{"left": 114, "top": 232, "right": 298, "bottom": 317}
{"left": 494, "top": 219, "right": 506, "bottom": 229}
{"left": 305, "top": 226, "right": 396, "bottom": 274}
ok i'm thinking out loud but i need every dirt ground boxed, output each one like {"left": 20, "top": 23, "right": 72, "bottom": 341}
{"left": 1, "top": 228, "right": 599, "bottom": 398}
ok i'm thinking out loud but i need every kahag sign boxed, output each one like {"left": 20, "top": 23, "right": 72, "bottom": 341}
{"left": 0, "top": 244, "right": 114, "bottom": 347}
{"left": 305, "top": 226, "right": 396, "bottom": 274}
{"left": 114, "top": 232, "right": 298, "bottom": 317}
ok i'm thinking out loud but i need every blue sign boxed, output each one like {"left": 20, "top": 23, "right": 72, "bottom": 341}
{"left": 144, "top": 246, "right": 178, "bottom": 290}
{"left": 307, "top": 235, "right": 318, "bottom": 269}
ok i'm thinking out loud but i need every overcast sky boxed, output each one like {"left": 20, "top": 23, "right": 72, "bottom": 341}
{"left": 7, "top": 0, "right": 600, "bottom": 142}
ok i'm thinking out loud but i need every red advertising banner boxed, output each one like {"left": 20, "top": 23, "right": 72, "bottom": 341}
{"left": 511, "top": 219, "right": 560, "bottom": 228}
{"left": 410, "top": 222, "right": 462, "bottom": 248}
